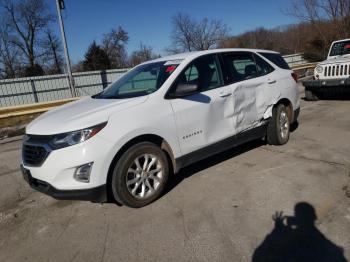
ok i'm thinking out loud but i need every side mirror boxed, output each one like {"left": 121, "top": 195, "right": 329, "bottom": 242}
{"left": 172, "top": 83, "right": 199, "bottom": 97}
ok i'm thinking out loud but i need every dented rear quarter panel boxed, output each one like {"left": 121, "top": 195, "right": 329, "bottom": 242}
{"left": 230, "top": 69, "right": 299, "bottom": 134}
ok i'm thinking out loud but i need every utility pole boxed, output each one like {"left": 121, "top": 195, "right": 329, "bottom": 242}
{"left": 56, "top": 0, "right": 76, "bottom": 97}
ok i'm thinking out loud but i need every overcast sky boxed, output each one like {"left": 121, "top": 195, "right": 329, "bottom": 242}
{"left": 48, "top": 0, "right": 299, "bottom": 63}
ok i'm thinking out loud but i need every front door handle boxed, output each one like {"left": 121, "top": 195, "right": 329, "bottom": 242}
{"left": 268, "top": 79, "right": 277, "bottom": 84}
{"left": 219, "top": 91, "right": 231, "bottom": 98}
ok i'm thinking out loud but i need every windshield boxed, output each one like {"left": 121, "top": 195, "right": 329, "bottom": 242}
{"left": 329, "top": 40, "right": 350, "bottom": 57}
{"left": 94, "top": 61, "right": 180, "bottom": 99}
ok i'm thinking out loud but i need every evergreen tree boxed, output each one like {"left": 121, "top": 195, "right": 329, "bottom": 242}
{"left": 83, "top": 41, "right": 111, "bottom": 71}
{"left": 24, "top": 64, "right": 44, "bottom": 77}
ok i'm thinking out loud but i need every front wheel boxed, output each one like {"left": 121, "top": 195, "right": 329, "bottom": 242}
{"left": 267, "top": 104, "right": 290, "bottom": 145}
{"left": 111, "top": 142, "right": 169, "bottom": 208}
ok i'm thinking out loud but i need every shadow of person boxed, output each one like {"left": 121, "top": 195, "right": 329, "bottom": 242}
{"left": 252, "top": 202, "right": 347, "bottom": 262}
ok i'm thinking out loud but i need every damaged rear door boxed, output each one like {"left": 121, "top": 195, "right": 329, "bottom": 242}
{"left": 220, "top": 52, "right": 276, "bottom": 134}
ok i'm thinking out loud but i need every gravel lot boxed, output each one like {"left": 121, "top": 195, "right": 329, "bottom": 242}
{"left": 0, "top": 91, "right": 349, "bottom": 262}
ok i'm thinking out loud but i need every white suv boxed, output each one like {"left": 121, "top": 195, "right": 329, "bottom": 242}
{"left": 21, "top": 49, "right": 300, "bottom": 207}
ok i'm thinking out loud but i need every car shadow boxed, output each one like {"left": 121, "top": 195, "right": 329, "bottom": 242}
{"left": 104, "top": 138, "right": 268, "bottom": 206}
{"left": 302, "top": 92, "right": 350, "bottom": 101}
{"left": 252, "top": 202, "right": 347, "bottom": 262}
{"left": 162, "top": 139, "right": 266, "bottom": 197}
{"left": 162, "top": 121, "right": 300, "bottom": 198}
{"left": 106, "top": 122, "right": 300, "bottom": 206}
{"left": 290, "top": 121, "right": 299, "bottom": 133}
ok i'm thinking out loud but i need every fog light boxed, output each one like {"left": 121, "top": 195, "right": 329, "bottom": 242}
{"left": 74, "top": 162, "right": 93, "bottom": 183}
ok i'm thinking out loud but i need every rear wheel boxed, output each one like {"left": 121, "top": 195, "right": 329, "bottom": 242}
{"left": 111, "top": 142, "right": 169, "bottom": 208}
{"left": 305, "top": 90, "right": 319, "bottom": 101}
{"left": 267, "top": 104, "right": 290, "bottom": 145}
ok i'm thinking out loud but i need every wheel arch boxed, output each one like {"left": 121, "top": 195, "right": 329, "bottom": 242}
{"left": 275, "top": 98, "right": 294, "bottom": 123}
{"left": 106, "top": 134, "right": 176, "bottom": 201}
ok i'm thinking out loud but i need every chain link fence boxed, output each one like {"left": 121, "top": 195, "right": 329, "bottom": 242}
{"left": 0, "top": 68, "right": 128, "bottom": 107}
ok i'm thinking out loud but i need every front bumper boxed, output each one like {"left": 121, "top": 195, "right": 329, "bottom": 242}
{"left": 303, "top": 78, "right": 350, "bottom": 91}
{"left": 21, "top": 165, "right": 106, "bottom": 202}
{"left": 21, "top": 134, "right": 119, "bottom": 200}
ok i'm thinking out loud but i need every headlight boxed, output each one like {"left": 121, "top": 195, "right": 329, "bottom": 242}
{"left": 49, "top": 122, "right": 107, "bottom": 149}
{"left": 315, "top": 66, "right": 323, "bottom": 74}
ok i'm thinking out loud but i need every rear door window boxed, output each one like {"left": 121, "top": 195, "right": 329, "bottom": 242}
{"left": 253, "top": 54, "right": 275, "bottom": 76}
{"left": 222, "top": 52, "right": 258, "bottom": 82}
{"left": 258, "top": 52, "right": 290, "bottom": 70}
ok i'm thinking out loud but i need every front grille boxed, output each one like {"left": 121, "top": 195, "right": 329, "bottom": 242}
{"left": 22, "top": 144, "right": 49, "bottom": 166}
{"left": 324, "top": 64, "right": 350, "bottom": 77}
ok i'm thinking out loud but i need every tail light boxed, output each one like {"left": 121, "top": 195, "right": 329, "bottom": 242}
{"left": 291, "top": 72, "right": 298, "bottom": 82}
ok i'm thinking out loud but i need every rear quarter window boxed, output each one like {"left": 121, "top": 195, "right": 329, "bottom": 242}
{"left": 258, "top": 52, "right": 290, "bottom": 70}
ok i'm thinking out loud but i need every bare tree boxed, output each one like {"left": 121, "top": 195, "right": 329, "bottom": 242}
{"left": 169, "top": 13, "right": 229, "bottom": 53}
{"left": 192, "top": 18, "right": 229, "bottom": 50}
{"left": 287, "top": 0, "right": 350, "bottom": 56}
{"left": 130, "top": 44, "right": 157, "bottom": 66}
{"left": 0, "top": 22, "right": 21, "bottom": 78}
{"left": 41, "top": 30, "right": 63, "bottom": 74}
{"left": 0, "top": 0, "right": 54, "bottom": 73}
{"left": 169, "top": 13, "right": 196, "bottom": 52}
{"left": 292, "top": 0, "right": 350, "bottom": 32}
{"left": 102, "top": 26, "right": 129, "bottom": 68}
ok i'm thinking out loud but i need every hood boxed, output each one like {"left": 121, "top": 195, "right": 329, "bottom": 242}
{"left": 26, "top": 96, "right": 148, "bottom": 135}
{"left": 320, "top": 55, "right": 350, "bottom": 65}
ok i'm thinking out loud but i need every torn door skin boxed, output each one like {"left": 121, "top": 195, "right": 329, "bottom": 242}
{"left": 232, "top": 82, "right": 282, "bottom": 134}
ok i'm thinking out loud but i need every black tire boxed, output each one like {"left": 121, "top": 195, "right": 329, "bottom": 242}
{"left": 111, "top": 142, "right": 169, "bottom": 208}
{"left": 267, "top": 104, "right": 290, "bottom": 145}
{"left": 305, "top": 90, "right": 319, "bottom": 101}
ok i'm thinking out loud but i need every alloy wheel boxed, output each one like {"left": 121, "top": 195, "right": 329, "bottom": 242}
{"left": 126, "top": 154, "right": 164, "bottom": 199}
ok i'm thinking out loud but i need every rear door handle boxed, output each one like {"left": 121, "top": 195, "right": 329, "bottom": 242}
{"left": 268, "top": 79, "right": 276, "bottom": 84}
{"left": 219, "top": 91, "right": 231, "bottom": 98}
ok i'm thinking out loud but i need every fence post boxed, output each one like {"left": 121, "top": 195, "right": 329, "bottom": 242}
{"left": 100, "top": 70, "right": 108, "bottom": 89}
{"left": 30, "top": 79, "right": 39, "bottom": 103}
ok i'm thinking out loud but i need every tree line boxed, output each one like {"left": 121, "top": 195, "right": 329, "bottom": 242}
{"left": 221, "top": 0, "right": 350, "bottom": 61}
{"left": 0, "top": 0, "right": 349, "bottom": 79}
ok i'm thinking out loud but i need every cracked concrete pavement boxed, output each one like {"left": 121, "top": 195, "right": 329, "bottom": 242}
{"left": 0, "top": 95, "right": 349, "bottom": 261}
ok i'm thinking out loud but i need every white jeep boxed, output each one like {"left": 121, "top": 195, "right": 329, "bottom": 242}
{"left": 303, "top": 38, "right": 350, "bottom": 100}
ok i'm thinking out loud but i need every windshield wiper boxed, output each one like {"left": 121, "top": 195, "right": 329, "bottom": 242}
{"left": 91, "top": 93, "right": 123, "bottom": 99}
{"left": 91, "top": 93, "right": 102, "bottom": 99}
{"left": 92, "top": 90, "right": 151, "bottom": 99}
{"left": 102, "top": 95, "right": 123, "bottom": 99}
